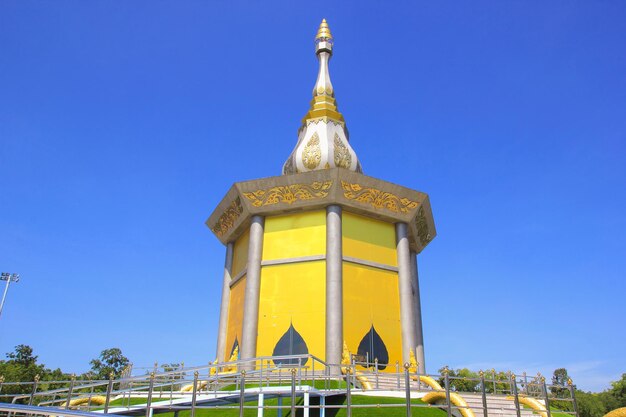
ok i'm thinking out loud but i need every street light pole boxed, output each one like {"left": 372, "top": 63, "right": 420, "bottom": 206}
{"left": 0, "top": 272, "right": 20, "bottom": 319}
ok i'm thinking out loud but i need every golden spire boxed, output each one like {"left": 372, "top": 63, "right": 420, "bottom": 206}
{"left": 282, "top": 20, "right": 362, "bottom": 175}
{"left": 302, "top": 19, "right": 343, "bottom": 123}
{"left": 316, "top": 19, "right": 333, "bottom": 41}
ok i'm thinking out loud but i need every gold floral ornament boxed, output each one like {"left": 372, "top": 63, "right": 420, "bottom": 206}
{"left": 211, "top": 197, "right": 243, "bottom": 237}
{"left": 334, "top": 133, "right": 352, "bottom": 169}
{"left": 302, "top": 132, "right": 321, "bottom": 170}
{"left": 340, "top": 181, "right": 418, "bottom": 214}
{"left": 243, "top": 181, "right": 332, "bottom": 207}
{"left": 415, "top": 206, "right": 431, "bottom": 246}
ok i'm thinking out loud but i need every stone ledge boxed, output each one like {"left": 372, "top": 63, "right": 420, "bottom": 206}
{"left": 206, "top": 168, "right": 436, "bottom": 253}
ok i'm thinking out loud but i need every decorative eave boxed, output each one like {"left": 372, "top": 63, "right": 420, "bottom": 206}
{"left": 206, "top": 168, "right": 437, "bottom": 253}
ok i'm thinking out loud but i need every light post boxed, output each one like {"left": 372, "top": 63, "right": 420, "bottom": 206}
{"left": 0, "top": 272, "right": 20, "bottom": 319}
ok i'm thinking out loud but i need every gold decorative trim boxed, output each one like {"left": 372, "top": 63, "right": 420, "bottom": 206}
{"left": 305, "top": 118, "right": 343, "bottom": 127}
{"left": 333, "top": 133, "right": 352, "bottom": 169}
{"left": 415, "top": 206, "right": 431, "bottom": 246}
{"left": 340, "top": 181, "right": 418, "bottom": 214}
{"left": 302, "top": 133, "right": 321, "bottom": 169}
{"left": 316, "top": 85, "right": 333, "bottom": 96}
{"left": 211, "top": 197, "right": 243, "bottom": 237}
{"left": 243, "top": 181, "right": 333, "bottom": 207}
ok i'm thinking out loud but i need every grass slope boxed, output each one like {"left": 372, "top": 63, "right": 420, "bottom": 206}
{"left": 153, "top": 396, "right": 447, "bottom": 417}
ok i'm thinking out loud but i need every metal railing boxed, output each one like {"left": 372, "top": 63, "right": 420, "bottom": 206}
{"left": 0, "top": 403, "right": 124, "bottom": 417}
{"left": 0, "top": 355, "right": 580, "bottom": 417}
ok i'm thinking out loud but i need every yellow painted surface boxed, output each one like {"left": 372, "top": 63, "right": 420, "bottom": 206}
{"left": 232, "top": 230, "right": 249, "bottom": 277}
{"left": 256, "top": 261, "right": 326, "bottom": 359}
{"left": 343, "top": 263, "right": 402, "bottom": 372}
{"left": 225, "top": 276, "right": 246, "bottom": 359}
{"left": 343, "top": 212, "right": 397, "bottom": 267}
{"left": 262, "top": 211, "right": 326, "bottom": 261}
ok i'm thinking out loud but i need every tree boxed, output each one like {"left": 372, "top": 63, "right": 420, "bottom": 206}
{"left": 437, "top": 367, "right": 481, "bottom": 392}
{"left": 6, "top": 344, "right": 38, "bottom": 367}
{"left": 480, "top": 369, "right": 513, "bottom": 394}
{"left": 551, "top": 368, "right": 572, "bottom": 400}
{"left": 605, "top": 373, "right": 626, "bottom": 409}
{"left": 553, "top": 368, "right": 570, "bottom": 386}
{"left": 161, "top": 363, "right": 184, "bottom": 380}
{"left": 575, "top": 390, "right": 607, "bottom": 417}
{"left": 455, "top": 368, "right": 481, "bottom": 392}
{"left": 89, "top": 348, "right": 129, "bottom": 380}
{"left": 0, "top": 345, "right": 47, "bottom": 401}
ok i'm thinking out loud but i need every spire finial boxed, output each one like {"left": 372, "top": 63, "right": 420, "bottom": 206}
{"left": 307, "top": 18, "right": 339, "bottom": 114}
{"left": 316, "top": 19, "right": 333, "bottom": 41}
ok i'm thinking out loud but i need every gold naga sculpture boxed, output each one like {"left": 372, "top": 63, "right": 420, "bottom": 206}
{"left": 340, "top": 341, "right": 373, "bottom": 390}
{"left": 180, "top": 358, "right": 225, "bottom": 392}
{"left": 505, "top": 395, "right": 548, "bottom": 417}
{"left": 605, "top": 408, "right": 626, "bottom": 417}
{"left": 408, "top": 349, "right": 443, "bottom": 389}
{"left": 421, "top": 391, "right": 475, "bottom": 417}
{"left": 417, "top": 361, "right": 475, "bottom": 417}
{"left": 181, "top": 379, "right": 207, "bottom": 393}
{"left": 221, "top": 346, "right": 239, "bottom": 374}
{"left": 60, "top": 395, "right": 107, "bottom": 408}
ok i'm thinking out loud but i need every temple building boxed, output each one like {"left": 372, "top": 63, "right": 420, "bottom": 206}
{"left": 206, "top": 19, "right": 436, "bottom": 373}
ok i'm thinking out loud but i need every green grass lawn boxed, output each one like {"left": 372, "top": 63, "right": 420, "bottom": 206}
{"left": 89, "top": 387, "right": 577, "bottom": 417}
{"left": 220, "top": 379, "right": 347, "bottom": 391}
{"left": 152, "top": 396, "right": 447, "bottom": 417}
{"left": 551, "top": 413, "right": 574, "bottom": 417}
{"left": 82, "top": 392, "right": 579, "bottom": 417}
{"left": 108, "top": 397, "right": 163, "bottom": 406}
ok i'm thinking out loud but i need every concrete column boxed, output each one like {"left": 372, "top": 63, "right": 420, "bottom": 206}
{"left": 241, "top": 215, "right": 265, "bottom": 368}
{"left": 395, "top": 222, "right": 417, "bottom": 364}
{"left": 215, "top": 242, "right": 234, "bottom": 362}
{"left": 326, "top": 205, "right": 343, "bottom": 374}
{"left": 410, "top": 251, "right": 426, "bottom": 373}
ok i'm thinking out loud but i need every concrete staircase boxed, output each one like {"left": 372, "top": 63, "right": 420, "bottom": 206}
{"left": 461, "top": 393, "right": 541, "bottom": 417}
{"left": 356, "top": 374, "right": 543, "bottom": 417}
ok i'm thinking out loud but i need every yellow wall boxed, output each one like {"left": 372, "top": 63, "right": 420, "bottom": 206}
{"left": 262, "top": 211, "right": 326, "bottom": 261}
{"left": 343, "top": 263, "right": 402, "bottom": 372}
{"left": 232, "top": 229, "right": 249, "bottom": 277}
{"left": 343, "top": 212, "right": 397, "bottom": 267}
{"left": 256, "top": 261, "right": 326, "bottom": 360}
{"left": 225, "top": 275, "right": 246, "bottom": 359}
{"left": 225, "top": 210, "right": 402, "bottom": 367}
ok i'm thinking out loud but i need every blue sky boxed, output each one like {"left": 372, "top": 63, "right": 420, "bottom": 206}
{"left": 1, "top": 1, "right": 624, "bottom": 392}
